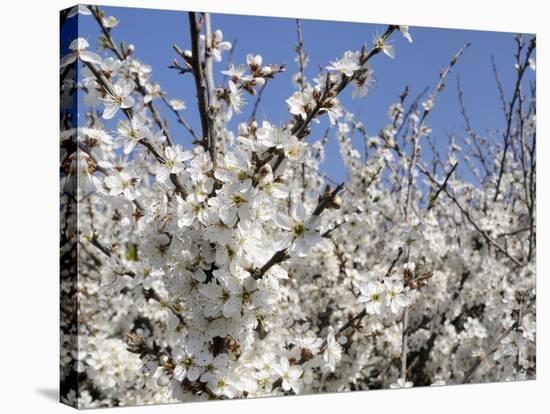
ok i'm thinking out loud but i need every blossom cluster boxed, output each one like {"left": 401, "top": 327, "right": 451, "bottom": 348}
{"left": 60, "top": 5, "right": 536, "bottom": 408}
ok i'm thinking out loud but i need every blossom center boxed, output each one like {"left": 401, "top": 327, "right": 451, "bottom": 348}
{"left": 292, "top": 222, "right": 305, "bottom": 236}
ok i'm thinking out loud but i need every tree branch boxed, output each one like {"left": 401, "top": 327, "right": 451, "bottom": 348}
{"left": 188, "top": 12, "right": 210, "bottom": 148}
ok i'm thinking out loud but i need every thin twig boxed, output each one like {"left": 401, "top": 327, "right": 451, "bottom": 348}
{"left": 428, "top": 162, "right": 458, "bottom": 209}
{"left": 494, "top": 36, "right": 536, "bottom": 201}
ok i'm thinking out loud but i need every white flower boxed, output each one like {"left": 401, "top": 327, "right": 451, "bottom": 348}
{"left": 256, "top": 164, "right": 288, "bottom": 203}
{"left": 221, "top": 277, "right": 257, "bottom": 318}
{"left": 286, "top": 88, "right": 314, "bottom": 120}
{"left": 188, "top": 148, "right": 213, "bottom": 177}
{"left": 169, "top": 99, "right": 186, "bottom": 111}
{"left": 209, "top": 181, "right": 252, "bottom": 227}
{"left": 141, "top": 233, "right": 172, "bottom": 267}
{"left": 327, "top": 51, "right": 361, "bottom": 77}
{"left": 156, "top": 145, "right": 192, "bottom": 183}
{"left": 399, "top": 25, "right": 413, "bottom": 43}
{"left": 177, "top": 193, "right": 208, "bottom": 227}
{"left": 143, "top": 82, "right": 161, "bottom": 104}
{"left": 247, "top": 54, "right": 262, "bottom": 69}
{"left": 374, "top": 35, "right": 395, "bottom": 59}
{"left": 323, "top": 327, "right": 342, "bottom": 372}
{"left": 60, "top": 37, "right": 102, "bottom": 68}
{"left": 102, "top": 15, "right": 119, "bottom": 29}
{"left": 358, "top": 281, "right": 385, "bottom": 315}
{"left": 104, "top": 170, "right": 141, "bottom": 200}
{"left": 62, "top": 152, "right": 101, "bottom": 194}
{"left": 129, "top": 263, "right": 164, "bottom": 290}
{"left": 214, "top": 148, "right": 252, "bottom": 186}
{"left": 273, "top": 358, "right": 302, "bottom": 394}
{"left": 320, "top": 97, "right": 343, "bottom": 125}
{"left": 403, "top": 262, "right": 416, "bottom": 274}
{"left": 101, "top": 57, "right": 122, "bottom": 75}
{"left": 114, "top": 116, "right": 149, "bottom": 154}
{"left": 201, "top": 29, "right": 232, "bottom": 62}
{"left": 274, "top": 203, "right": 322, "bottom": 257}
{"left": 228, "top": 81, "right": 245, "bottom": 116}
{"left": 172, "top": 345, "right": 212, "bottom": 382}
{"left": 207, "top": 376, "right": 238, "bottom": 398}
{"left": 221, "top": 64, "right": 247, "bottom": 81}
{"left": 294, "top": 332, "right": 323, "bottom": 354}
{"left": 256, "top": 122, "right": 292, "bottom": 149}
{"left": 283, "top": 135, "right": 307, "bottom": 161}
{"left": 198, "top": 282, "right": 226, "bottom": 317}
{"left": 385, "top": 280, "right": 410, "bottom": 314}
{"left": 102, "top": 80, "right": 135, "bottom": 119}
{"left": 79, "top": 127, "right": 113, "bottom": 145}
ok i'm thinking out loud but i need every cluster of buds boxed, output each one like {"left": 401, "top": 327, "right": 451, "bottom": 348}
{"left": 223, "top": 54, "right": 286, "bottom": 98}
{"left": 403, "top": 263, "right": 433, "bottom": 290}
{"left": 170, "top": 45, "right": 195, "bottom": 75}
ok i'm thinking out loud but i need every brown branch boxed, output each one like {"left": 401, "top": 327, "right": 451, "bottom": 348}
{"left": 248, "top": 81, "right": 268, "bottom": 123}
{"left": 188, "top": 12, "right": 210, "bottom": 147}
{"left": 428, "top": 162, "right": 458, "bottom": 210}
{"left": 404, "top": 43, "right": 470, "bottom": 217}
{"left": 295, "top": 19, "right": 307, "bottom": 92}
{"left": 491, "top": 54, "right": 508, "bottom": 119}
{"left": 494, "top": 35, "right": 536, "bottom": 201}
{"left": 456, "top": 77, "right": 490, "bottom": 177}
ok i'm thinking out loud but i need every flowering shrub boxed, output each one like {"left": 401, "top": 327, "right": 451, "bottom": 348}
{"left": 60, "top": 5, "right": 536, "bottom": 408}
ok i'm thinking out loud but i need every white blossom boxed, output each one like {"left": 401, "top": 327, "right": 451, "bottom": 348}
{"left": 327, "top": 50, "right": 361, "bottom": 77}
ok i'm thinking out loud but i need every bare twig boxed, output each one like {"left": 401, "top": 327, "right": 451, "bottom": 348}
{"left": 457, "top": 77, "right": 490, "bottom": 177}
{"left": 295, "top": 19, "right": 307, "bottom": 92}
{"left": 493, "top": 35, "right": 536, "bottom": 201}
{"left": 248, "top": 81, "right": 268, "bottom": 123}
{"left": 428, "top": 162, "right": 458, "bottom": 209}
{"left": 404, "top": 43, "right": 470, "bottom": 217}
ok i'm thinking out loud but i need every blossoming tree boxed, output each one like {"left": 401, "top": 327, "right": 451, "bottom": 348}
{"left": 60, "top": 5, "right": 536, "bottom": 408}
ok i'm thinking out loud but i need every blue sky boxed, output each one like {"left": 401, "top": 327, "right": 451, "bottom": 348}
{"left": 66, "top": 5, "right": 535, "bottom": 184}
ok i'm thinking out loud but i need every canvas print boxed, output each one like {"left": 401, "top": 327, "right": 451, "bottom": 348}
{"left": 59, "top": 4, "right": 536, "bottom": 409}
